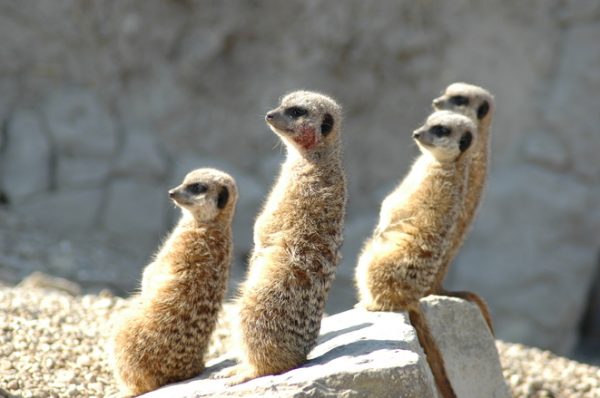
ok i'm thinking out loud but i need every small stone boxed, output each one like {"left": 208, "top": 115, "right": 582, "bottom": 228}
{"left": 43, "top": 358, "right": 55, "bottom": 369}
{"left": 76, "top": 354, "right": 91, "bottom": 366}
{"left": 0, "top": 359, "right": 13, "bottom": 370}
{"left": 56, "top": 369, "right": 76, "bottom": 383}
{"left": 66, "top": 385, "right": 79, "bottom": 397}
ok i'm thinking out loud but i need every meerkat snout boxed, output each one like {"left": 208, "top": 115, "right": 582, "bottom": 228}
{"left": 432, "top": 97, "right": 444, "bottom": 108}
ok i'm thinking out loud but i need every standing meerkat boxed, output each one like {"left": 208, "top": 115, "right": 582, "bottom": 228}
{"left": 111, "top": 168, "right": 237, "bottom": 396}
{"left": 355, "top": 111, "right": 478, "bottom": 398}
{"left": 432, "top": 82, "right": 495, "bottom": 331}
{"left": 227, "top": 90, "right": 346, "bottom": 384}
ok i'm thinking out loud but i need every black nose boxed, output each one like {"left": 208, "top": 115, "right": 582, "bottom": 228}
{"left": 265, "top": 112, "right": 275, "bottom": 121}
{"left": 412, "top": 131, "right": 421, "bottom": 139}
{"left": 168, "top": 190, "right": 176, "bottom": 198}
{"left": 432, "top": 98, "right": 443, "bottom": 107}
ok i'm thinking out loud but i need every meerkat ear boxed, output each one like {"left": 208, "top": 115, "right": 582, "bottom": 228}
{"left": 321, "top": 113, "right": 334, "bottom": 136}
{"left": 459, "top": 131, "right": 473, "bottom": 152}
{"left": 217, "top": 186, "right": 229, "bottom": 209}
{"left": 477, "top": 101, "right": 490, "bottom": 119}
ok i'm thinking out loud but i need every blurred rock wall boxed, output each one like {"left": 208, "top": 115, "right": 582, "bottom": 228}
{"left": 0, "top": 0, "right": 599, "bottom": 357}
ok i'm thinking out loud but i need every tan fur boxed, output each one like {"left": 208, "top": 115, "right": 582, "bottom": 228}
{"left": 111, "top": 168, "right": 237, "bottom": 396}
{"left": 230, "top": 91, "right": 346, "bottom": 384}
{"left": 355, "top": 111, "right": 478, "bottom": 398}
{"left": 433, "top": 82, "right": 495, "bottom": 332}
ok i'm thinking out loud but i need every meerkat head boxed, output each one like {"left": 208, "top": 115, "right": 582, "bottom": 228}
{"left": 168, "top": 168, "right": 238, "bottom": 223}
{"left": 432, "top": 83, "right": 495, "bottom": 125}
{"left": 265, "top": 90, "right": 342, "bottom": 153}
{"left": 412, "top": 111, "right": 477, "bottom": 162}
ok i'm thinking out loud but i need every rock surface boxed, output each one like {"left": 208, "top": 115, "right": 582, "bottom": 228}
{"left": 0, "top": 0, "right": 599, "bottom": 358}
{"left": 141, "top": 296, "right": 511, "bottom": 398}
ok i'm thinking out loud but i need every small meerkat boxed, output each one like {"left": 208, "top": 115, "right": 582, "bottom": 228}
{"left": 355, "top": 111, "right": 478, "bottom": 398}
{"left": 227, "top": 90, "right": 346, "bottom": 384}
{"left": 432, "top": 82, "right": 495, "bottom": 331}
{"left": 111, "top": 168, "right": 237, "bottom": 396}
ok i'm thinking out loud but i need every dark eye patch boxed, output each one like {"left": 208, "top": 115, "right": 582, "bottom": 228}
{"left": 449, "top": 95, "right": 470, "bottom": 106}
{"left": 186, "top": 183, "right": 208, "bottom": 195}
{"left": 284, "top": 106, "right": 308, "bottom": 119}
{"left": 459, "top": 131, "right": 473, "bottom": 152}
{"left": 217, "top": 186, "right": 229, "bottom": 209}
{"left": 430, "top": 125, "right": 451, "bottom": 138}
{"left": 321, "top": 113, "right": 334, "bottom": 136}
{"left": 477, "top": 101, "right": 490, "bottom": 119}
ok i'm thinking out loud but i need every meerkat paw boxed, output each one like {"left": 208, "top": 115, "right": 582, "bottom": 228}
{"left": 212, "top": 365, "right": 261, "bottom": 385}
{"left": 211, "top": 365, "right": 239, "bottom": 379}
{"left": 224, "top": 372, "right": 257, "bottom": 386}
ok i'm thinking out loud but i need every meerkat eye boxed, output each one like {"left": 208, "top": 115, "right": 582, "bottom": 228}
{"left": 449, "top": 95, "right": 470, "bottom": 106}
{"left": 284, "top": 106, "right": 308, "bottom": 119}
{"left": 186, "top": 183, "right": 208, "bottom": 195}
{"left": 459, "top": 131, "right": 473, "bottom": 152}
{"left": 430, "top": 125, "right": 451, "bottom": 137}
{"left": 217, "top": 186, "right": 229, "bottom": 209}
{"left": 477, "top": 101, "right": 490, "bottom": 119}
{"left": 321, "top": 113, "right": 334, "bottom": 136}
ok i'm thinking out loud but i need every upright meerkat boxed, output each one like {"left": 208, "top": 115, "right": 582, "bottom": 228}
{"left": 355, "top": 111, "right": 478, "bottom": 398}
{"left": 229, "top": 90, "right": 346, "bottom": 384}
{"left": 432, "top": 82, "right": 495, "bottom": 331}
{"left": 111, "top": 168, "right": 237, "bottom": 396}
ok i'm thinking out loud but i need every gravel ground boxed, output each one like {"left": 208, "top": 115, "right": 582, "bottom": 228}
{"left": 1, "top": 282, "right": 599, "bottom": 398}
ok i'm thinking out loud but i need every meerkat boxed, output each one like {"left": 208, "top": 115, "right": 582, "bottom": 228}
{"left": 225, "top": 90, "right": 346, "bottom": 384}
{"left": 432, "top": 82, "right": 495, "bottom": 332}
{"left": 355, "top": 111, "right": 478, "bottom": 398}
{"left": 111, "top": 168, "right": 237, "bottom": 396}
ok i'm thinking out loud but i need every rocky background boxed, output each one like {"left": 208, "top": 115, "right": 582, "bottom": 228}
{"left": 0, "top": 0, "right": 599, "bottom": 364}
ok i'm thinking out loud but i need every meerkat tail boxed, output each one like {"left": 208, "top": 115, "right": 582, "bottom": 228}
{"left": 408, "top": 306, "right": 457, "bottom": 398}
{"left": 440, "top": 289, "right": 494, "bottom": 334}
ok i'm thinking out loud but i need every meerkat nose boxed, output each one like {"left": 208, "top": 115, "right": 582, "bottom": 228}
{"left": 265, "top": 112, "right": 275, "bottom": 121}
{"left": 412, "top": 130, "right": 422, "bottom": 139}
{"left": 168, "top": 189, "right": 177, "bottom": 198}
{"left": 432, "top": 98, "right": 443, "bottom": 107}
